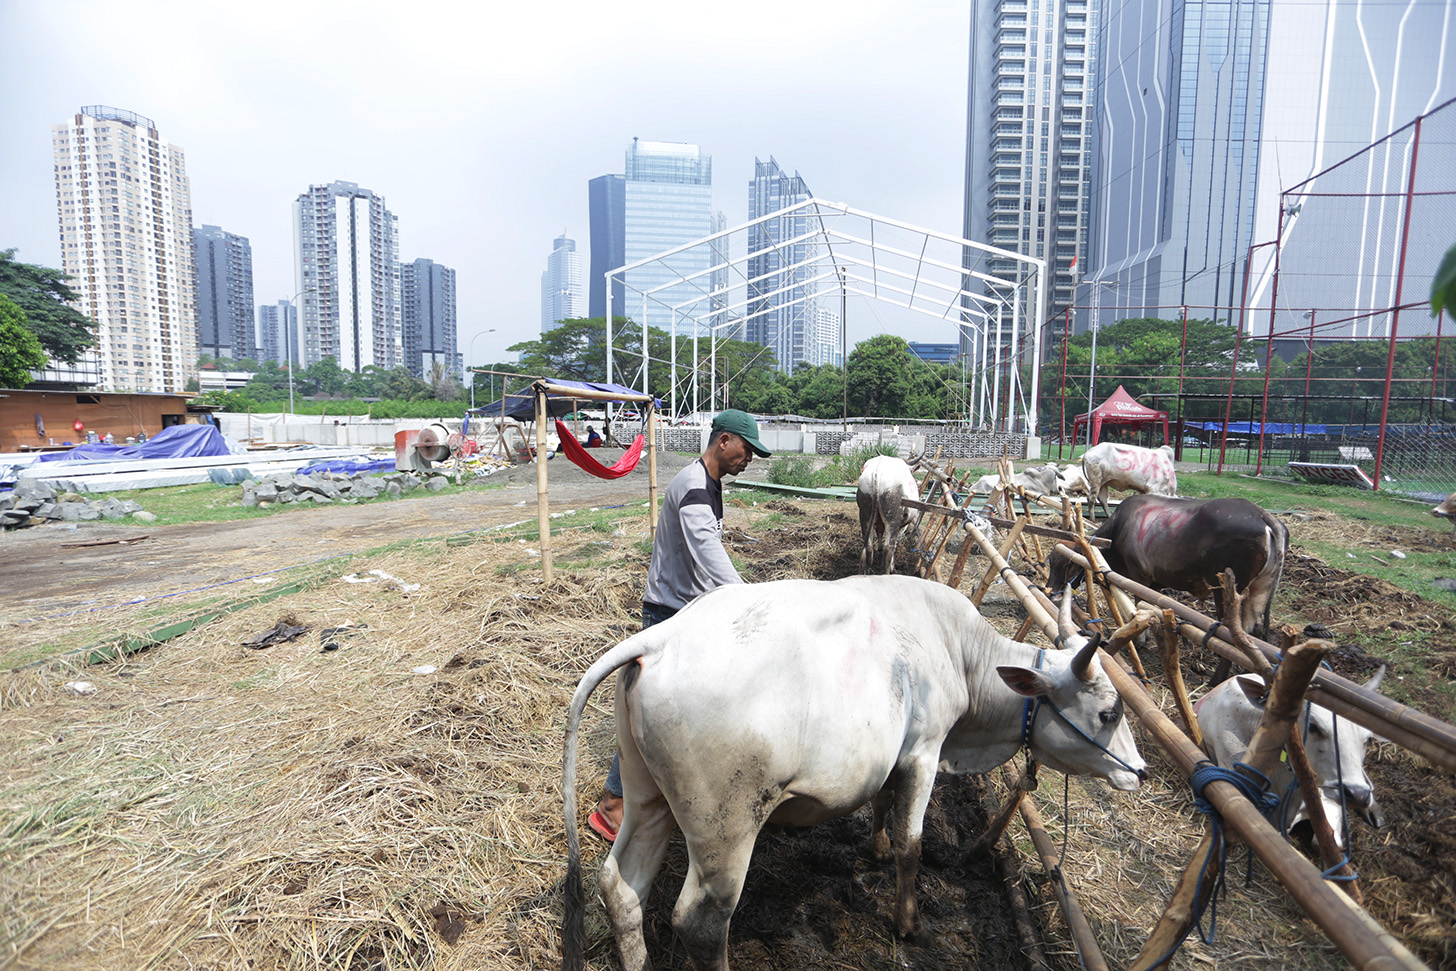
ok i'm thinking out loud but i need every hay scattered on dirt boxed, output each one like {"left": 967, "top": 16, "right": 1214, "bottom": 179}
{"left": 2, "top": 500, "right": 1453, "bottom": 970}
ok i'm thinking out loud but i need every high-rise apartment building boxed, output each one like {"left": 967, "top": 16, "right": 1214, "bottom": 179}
{"left": 588, "top": 174, "right": 625, "bottom": 319}
{"left": 292, "top": 181, "right": 401, "bottom": 371}
{"left": 962, "top": 0, "right": 1099, "bottom": 330}
{"left": 50, "top": 106, "right": 197, "bottom": 393}
{"left": 746, "top": 157, "right": 839, "bottom": 371}
{"left": 256, "top": 299, "right": 299, "bottom": 368}
{"left": 541, "top": 234, "right": 584, "bottom": 331}
{"left": 399, "top": 258, "right": 458, "bottom": 379}
{"left": 194, "top": 225, "right": 255, "bottom": 360}
{"left": 1086, "top": 0, "right": 1453, "bottom": 333}
{"left": 590, "top": 140, "right": 716, "bottom": 331}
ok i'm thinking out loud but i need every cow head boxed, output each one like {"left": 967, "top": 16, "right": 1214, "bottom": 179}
{"left": 1230, "top": 668, "right": 1386, "bottom": 846}
{"left": 995, "top": 593, "right": 1146, "bottom": 791}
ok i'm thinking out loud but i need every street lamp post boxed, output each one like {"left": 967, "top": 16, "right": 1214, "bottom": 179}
{"left": 468, "top": 329, "right": 497, "bottom": 410}
{"left": 285, "top": 288, "right": 314, "bottom": 415}
{"left": 1085, "top": 280, "right": 1118, "bottom": 447}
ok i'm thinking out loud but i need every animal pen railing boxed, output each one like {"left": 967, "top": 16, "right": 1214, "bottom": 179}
{"left": 1035, "top": 98, "right": 1456, "bottom": 501}
{"left": 897, "top": 452, "right": 1455, "bottom": 970}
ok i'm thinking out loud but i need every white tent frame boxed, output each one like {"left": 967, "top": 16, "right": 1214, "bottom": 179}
{"left": 604, "top": 198, "right": 1046, "bottom": 433}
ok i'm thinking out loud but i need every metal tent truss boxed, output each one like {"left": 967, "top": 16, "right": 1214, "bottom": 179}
{"left": 604, "top": 199, "right": 1046, "bottom": 433}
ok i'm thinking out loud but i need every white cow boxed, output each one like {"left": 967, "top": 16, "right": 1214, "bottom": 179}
{"left": 969, "top": 463, "right": 1063, "bottom": 498}
{"left": 1195, "top": 669, "right": 1386, "bottom": 848}
{"left": 1081, "top": 442, "right": 1177, "bottom": 519}
{"left": 857, "top": 455, "right": 922, "bottom": 574}
{"left": 561, "top": 576, "right": 1146, "bottom": 971}
{"left": 1058, "top": 463, "right": 1090, "bottom": 496}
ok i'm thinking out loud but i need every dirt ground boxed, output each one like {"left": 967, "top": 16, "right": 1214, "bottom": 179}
{"left": 0, "top": 453, "right": 696, "bottom": 646}
{"left": 2, "top": 465, "right": 1454, "bottom": 970}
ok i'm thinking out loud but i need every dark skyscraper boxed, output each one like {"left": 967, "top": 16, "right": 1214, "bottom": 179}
{"left": 399, "top": 258, "right": 458, "bottom": 379}
{"left": 194, "top": 225, "right": 256, "bottom": 360}
{"left": 588, "top": 174, "right": 625, "bottom": 319}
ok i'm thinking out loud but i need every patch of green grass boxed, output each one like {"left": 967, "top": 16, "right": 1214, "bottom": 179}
{"left": 96, "top": 477, "right": 504, "bottom": 527}
{"left": 231, "top": 667, "right": 277, "bottom": 691}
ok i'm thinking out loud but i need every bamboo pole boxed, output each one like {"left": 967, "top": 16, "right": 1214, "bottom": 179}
{"left": 1017, "top": 777, "right": 1111, "bottom": 971}
{"left": 996, "top": 850, "right": 1053, "bottom": 971}
{"left": 535, "top": 387, "right": 552, "bottom": 584}
{"left": 972, "top": 519, "right": 1027, "bottom": 607}
{"left": 1049, "top": 544, "right": 1456, "bottom": 771}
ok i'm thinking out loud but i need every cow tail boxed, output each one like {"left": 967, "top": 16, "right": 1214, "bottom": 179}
{"left": 562, "top": 636, "right": 650, "bottom": 971}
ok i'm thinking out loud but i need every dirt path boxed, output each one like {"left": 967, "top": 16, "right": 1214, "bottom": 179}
{"left": 0, "top": 456, "right": 689, "bottom": 638}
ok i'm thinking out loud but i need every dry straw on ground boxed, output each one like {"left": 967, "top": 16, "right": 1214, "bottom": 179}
{"left": 1, "top": 499, "right": 1451, "bottom": 970}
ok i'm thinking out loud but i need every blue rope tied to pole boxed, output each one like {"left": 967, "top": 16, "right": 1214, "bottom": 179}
{"left": 1145, "top": 762, "right": 1281, "bottom": 970}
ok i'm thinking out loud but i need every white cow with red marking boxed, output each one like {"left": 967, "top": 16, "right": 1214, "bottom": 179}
{"left": 857, "top": 455, "right": 923, "bottom": 574}
{"left": 561, "top": 576, "right": 1146, "bottom": 971}
{"left": 1082, "top": 442, "right": 1177, "bottom": 519}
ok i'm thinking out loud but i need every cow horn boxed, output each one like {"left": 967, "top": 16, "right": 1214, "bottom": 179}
{"left": 1058, "top": 583, "right": 1076, "bottom": 639}
{"left": 1072, "top": 632, "right": 1102, "bottom": 682}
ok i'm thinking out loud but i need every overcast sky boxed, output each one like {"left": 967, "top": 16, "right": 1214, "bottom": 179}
{"left": 0, "top": 0, "right": 973, "bottom": 366}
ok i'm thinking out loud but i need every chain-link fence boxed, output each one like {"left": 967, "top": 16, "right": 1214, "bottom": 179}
{"left": 1039, "top": 98, "right": 1456, "bottom": 502}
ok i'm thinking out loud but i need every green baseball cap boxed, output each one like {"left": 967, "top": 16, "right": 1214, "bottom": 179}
{"left": 711, "top": 409, "right": 772, "bottom": 457}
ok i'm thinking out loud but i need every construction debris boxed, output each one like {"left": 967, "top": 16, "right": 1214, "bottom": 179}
{"left": 0, "top": 481, "right": 152, "bottom": 530}
{"left": 240, "top": 470, "right": 449, "bottom": 507}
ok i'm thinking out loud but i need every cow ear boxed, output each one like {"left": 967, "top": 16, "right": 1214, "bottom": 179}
{"left": 998, "top": 665, "right": 1056, "bottom": 698}
{"left": 1235, "top": 675, "right": 1267, "bottom": 706}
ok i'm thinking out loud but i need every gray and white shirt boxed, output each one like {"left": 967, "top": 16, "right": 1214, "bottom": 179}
{"left": 643, "top": 459, "right": 742, "bottom": 610}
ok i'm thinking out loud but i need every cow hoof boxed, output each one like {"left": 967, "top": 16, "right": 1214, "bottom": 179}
{"left": 897, "top": 923, "right": 933, "bottom": 947}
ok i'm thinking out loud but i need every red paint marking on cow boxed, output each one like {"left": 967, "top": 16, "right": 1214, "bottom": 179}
{"left": 1135, "top": 504, "right": 1192, "bottom": 545}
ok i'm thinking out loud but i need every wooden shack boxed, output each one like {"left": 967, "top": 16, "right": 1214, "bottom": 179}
{"left": 0, "top": 389, "right": 193, "bottom": 452}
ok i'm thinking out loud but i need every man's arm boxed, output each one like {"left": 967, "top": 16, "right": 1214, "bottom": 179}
{"left": 678, "top": 502, "right": 743, "bottom": 586}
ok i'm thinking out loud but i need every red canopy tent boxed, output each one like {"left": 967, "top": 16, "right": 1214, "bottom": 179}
{"left": 1071, "top": 385, "right": 1170, "bottom": 446}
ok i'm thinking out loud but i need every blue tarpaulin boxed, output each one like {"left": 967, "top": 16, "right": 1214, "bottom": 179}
{"left": 295, "top": 458, "right": 397, "bottom": 476}
{"left": 1196, "top": 422, "right": 1328, "bottom": 435}
{"left": 36, "top": 423, "right": 234, "bottom": 463}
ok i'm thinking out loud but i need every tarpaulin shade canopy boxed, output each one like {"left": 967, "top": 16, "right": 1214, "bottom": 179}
{"left": 469, "top": 380, "right": 662, "bottom": 422}
{"left": 1071, "top": 386, "right": 1169, "bottom": 446}
{"left": 1194, "top": 422, "right": 1328, "bottom": 435}
{"left": 36, "top": 423, "right": 233, "bottom": 463}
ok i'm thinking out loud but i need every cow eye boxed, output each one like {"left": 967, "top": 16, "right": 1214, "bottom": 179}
{"left": 1098, "top": 708, "right": 1116, "bottom": 726}
{"left": 1307, "top": 720, "right": 1327, "bottom": 738}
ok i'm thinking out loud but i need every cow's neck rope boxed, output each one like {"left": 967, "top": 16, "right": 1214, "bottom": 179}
{"left": 1020, "top": 636, "right": 1144, "bottom": 780}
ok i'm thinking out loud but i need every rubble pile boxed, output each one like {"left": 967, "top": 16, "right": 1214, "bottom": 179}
{"left": 240, "top": 470, "right": 451, "bottom": 508}
{"left": 0, "top": 482, "right": 154, "bottom": 529}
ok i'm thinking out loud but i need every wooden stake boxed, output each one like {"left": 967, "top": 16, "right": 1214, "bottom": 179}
{"left": 1158, "top": 609, "right": 1203, "bottom": 750}
{"left": 970, "top": 765, "right": 1035, "bottom": 859}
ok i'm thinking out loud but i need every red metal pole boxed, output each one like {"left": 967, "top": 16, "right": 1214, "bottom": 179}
{"left": 1059, "top": 306, "right": 1071, "bottom": 459}
{"left": 1431, "top": 310, "right": 1445, "bottom": 422}
{"left": 1373, "top": 116, "right": 1423, "bottom": 489}
{"left": 1254, "top": 207, "right": 1288, "bottom": 477}
{"left": 1223, "top": 239, "right": 1273, "bottom": 475}
{"left": 1176, "top": 304, "right": 1188, "bottom": 459}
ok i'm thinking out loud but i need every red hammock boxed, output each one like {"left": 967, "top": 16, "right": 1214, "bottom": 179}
{"left": 553, "top": 420, "right": 646, "bottom": 479}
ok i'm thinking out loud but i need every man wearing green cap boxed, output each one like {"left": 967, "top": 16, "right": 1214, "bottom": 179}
{"left": 589, "top": 409, "right": 772, "bottom": 841}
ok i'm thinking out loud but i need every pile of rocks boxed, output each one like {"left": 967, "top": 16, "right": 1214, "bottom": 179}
{"left": 1, "top": 481, "right": 154, "bottom": 529}
{"left": 241, "top": 470, "right": 450, "bottom": 508}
